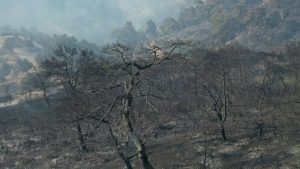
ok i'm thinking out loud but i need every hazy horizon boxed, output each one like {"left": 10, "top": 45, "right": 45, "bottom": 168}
{"left": 0, "top": 0, "right": 193, "bottom": 44}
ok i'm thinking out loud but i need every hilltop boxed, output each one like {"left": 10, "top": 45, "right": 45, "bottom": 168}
{"left": 159, "top": 0, "right": 299, "bottom": 51}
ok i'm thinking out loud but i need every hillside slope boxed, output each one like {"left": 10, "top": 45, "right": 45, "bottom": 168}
{"left": 0, "top": 28, "right": 100, "bottom": 106}
{"left": 162, "top": 0, "right": 299, "bottom": 51}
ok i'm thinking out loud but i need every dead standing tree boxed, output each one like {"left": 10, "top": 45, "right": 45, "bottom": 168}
{"left": 41, "top": 44, "right": 100, "bottom": 152}
{"left": 194, "top": 49, "right": 231, "bottom": 141}
{"left": 101, "top": 40, "right": 185, "bottom": 169}
{"left": 256, "top": 53, "right": 288, "bottom": 140}
{"left": 201, "top": 78, "right": 228, "bottom": 141}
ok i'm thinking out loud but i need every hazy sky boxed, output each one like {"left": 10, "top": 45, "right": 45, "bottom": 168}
{"left": 0, "top": 0, "right": 193, "bottom": 44}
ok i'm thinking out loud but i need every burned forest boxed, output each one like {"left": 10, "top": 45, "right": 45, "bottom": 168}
{"left": 0, "top": 0, "right": 300, "bottom": 168}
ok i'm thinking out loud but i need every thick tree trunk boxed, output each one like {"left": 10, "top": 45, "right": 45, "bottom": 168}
{"left": 123, "top": 88, "right": 154, "bottom": 169}
{"left": 128, "top": 132, "right": 154, "bottom": 169}
{"left": 106, "top": 123, "right": 133, "bottom": 169}
{"left": 119, "top": 153, "right": 134, "bottom": 169}
{"left": 76, "top": 122, "right": 88, "bottom": 152}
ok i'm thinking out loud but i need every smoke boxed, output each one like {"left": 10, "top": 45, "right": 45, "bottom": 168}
{"left": 0, "top": 0, "right": 193, "bottom": 44}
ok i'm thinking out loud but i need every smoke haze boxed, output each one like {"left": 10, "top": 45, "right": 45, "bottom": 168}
{"left": 0, "top": 0, "right": 193, "bottom": 44}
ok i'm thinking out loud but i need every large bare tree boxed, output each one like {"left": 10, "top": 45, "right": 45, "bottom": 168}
{"left": 93, "top": 40, "right": 185, "bottom": 169}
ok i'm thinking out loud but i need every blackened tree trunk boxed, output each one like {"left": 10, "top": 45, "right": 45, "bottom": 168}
{"left": 123, "top": 83, "right": 154, "bottom": 169}
{"left": 76, "top": 121, "right": 88, "bottom": 152}
{"left": 128, "top": 132, "right": 154, "bottom": 169}
{"left": 221, "top": 66, "right": 228, "bottom": 141}
{"left": 106, "top": 123, "right": 133, "bottom": 169}
{"left": 221, "top": 124, "right": 227, "bottom": 141}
